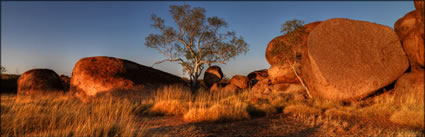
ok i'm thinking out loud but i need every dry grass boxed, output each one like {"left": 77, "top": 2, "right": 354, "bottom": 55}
{"left": 1, "top": 83, "right": 423, "bottom": 136}
{"left": 145, "top": 84, "right": 424, "bottom": 130}
{"left": 1, "top": 94, "right": 145, "bottom": 137}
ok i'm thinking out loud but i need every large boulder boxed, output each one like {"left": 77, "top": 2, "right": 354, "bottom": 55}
{"left": 394, "top": 9, "right": 424, "bottom": 70}
{"left": 393, "top": 69, "right": 424, "bottom": 101}
{"left": 203, "top": 66, "right": 223, "bottom": 88}
{"left": 230, "top": 75, "right": 249, "bottom": 89}
{"left": 301, "top": 18, "right": 409, "bottom": 101}
{"left": 70, "top": 56, "right": 185, "bottom": 102}
{"left": 247, "top": 69, "right": 268, "bottom": 86}
{"left": 268, "top": 64, "right": 299, "bottom": 84}
{"left": 17, "top": 69, "right": 64, "bottom": 96}
{"left": 265, "top": 21, "right": 322, "bottom": 66}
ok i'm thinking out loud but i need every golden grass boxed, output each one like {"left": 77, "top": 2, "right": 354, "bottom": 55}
{"left": 144, "top": 84, "right": 424, "bottom": 129}
{"left": 1, "top": 82, "right": 423, "bottom": 136}
{"left": 1, "top": 94, "right": 145, "bottom": 137}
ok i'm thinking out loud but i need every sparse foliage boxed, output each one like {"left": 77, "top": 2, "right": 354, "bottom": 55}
{"left": 277, "top": 19, "right": 306, "bottom": 64}
{"left": 145, "top": 4, "right": 248, "bottom": 89}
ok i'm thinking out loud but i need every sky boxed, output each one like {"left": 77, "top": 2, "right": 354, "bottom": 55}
{"left": 1, "top": 1, "right": 415, "bottom": 78}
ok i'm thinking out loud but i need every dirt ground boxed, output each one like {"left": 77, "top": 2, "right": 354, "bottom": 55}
{"left": 138, "top": 113, "right": 424, "bottom": 137}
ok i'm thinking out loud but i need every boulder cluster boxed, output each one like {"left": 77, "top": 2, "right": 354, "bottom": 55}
{"left": 15, "top": 1, "right": 423, "bottom": 102}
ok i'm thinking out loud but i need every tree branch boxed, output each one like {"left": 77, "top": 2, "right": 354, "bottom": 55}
{"left": 152, "top": 58, "right": 184, "bottom": 67}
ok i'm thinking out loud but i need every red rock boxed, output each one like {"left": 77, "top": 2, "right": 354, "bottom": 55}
{"left": 265, "top": 21, "right": 321, "bottom": 66}
{"left": 70, "top": 56, "right": 185, "bottom": 102}
{"left": 203, "top": 66, "right": 223, "bottom": 88}
{"left": 394, "top": 10, "right": 424, "bottom": 69}
{"left": 268, "top": 64, "right": 299, "bottom": 84}
{"left": 301, "top": 18, "right": 409, "bottom": 101}
{"left": 17, "top": 69, "right": 64, "bottom": 96}
{"left": 230, "top": 75, "right": 249, "bottom": 89}
{"left": 393, "top": 69, "right": 424, "bottom": 101}
{"left": 223, "top": 84, "right": 240, "bottom": 93}
{"left": 247, "top": 69, "right": 268, "bottom": 87}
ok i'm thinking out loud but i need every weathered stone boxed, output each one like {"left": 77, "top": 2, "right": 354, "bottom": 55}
{"left": 203, "top": 66, "right": 223, "bottom": 88}
{"left": 70, "top": 56, "right": 185, "bottom": 102}
{"left": 17, "top": 69, "right": 64, "bottom": 96}
{"left": 394, "top": 10, "right": 424, "bottom": 69}
{"left": 230, "top": 75, "right": 249, "bottom": 89}
{"left": 247, "top": 69, "right": 268, "bottom": 87}
{"left": 268, "top": 64, "right": 299, "bottom": 84}
{"left": 393, "top": 69, "right": 424, "bottom": 101}
{"left": 301, "top": 18, "right": 409, "bottom": 101}
{"left": 265, "top": 21, "right": 321, "bottom": 66}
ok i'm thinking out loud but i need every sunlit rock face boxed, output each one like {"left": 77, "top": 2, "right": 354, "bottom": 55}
{"left": 393, "top": 69, "right": 424, "bottom": 101}
{"left": 268, "top": 64, "right": 299, "bottom": 84}
{"left": 203, "top": 66, "right": 223, "bottom": 88}
{"left": 18, "top": 69, "right": 64, "bottom": 97}
{"left": 301, "top": 18, "right": 408, "bottom": 101}
{"left": 230, "top": 75, "right": 249, "bottom": 89}
{"left": 70, "top": 56, "right": 185, "bottom": 102}
{"left": 394, "top": 5, "right": 424, "bottom": 70}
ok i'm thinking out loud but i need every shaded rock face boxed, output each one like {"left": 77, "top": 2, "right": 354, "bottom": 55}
{"left": 265, "top": 21, "right": 322, "bottom": 66}
{"left": 247, "top": 69, "right": 268, "bottom": 87}
{"left": 17, "top": 69, "right": 64, "bottom": 96}
{"left": 268, "top": 64, "right": 299, "bottom": 84}
{"left": 393, "top": 69, "right": 424, "bottom": 101}
{"left": 203, "top": 66, "right": 223, "bottom": 88}
{"left": 301, "top": 18, "right": 409, "bottom": 101}
{"left": 60, "top": 75, "right": 70, "bottom": 92}
{"left": 70, "top": 56, "right": 185, "bottom": 102}
{"left": 394, "top": 9, "right": 424, "bottom": 69}
{"left": 230, "top": 75, "right": 249, "bottom": 89}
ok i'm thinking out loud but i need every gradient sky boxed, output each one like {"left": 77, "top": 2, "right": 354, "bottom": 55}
{"left": 1, "top": 1, "right": 414, "bottom": 78}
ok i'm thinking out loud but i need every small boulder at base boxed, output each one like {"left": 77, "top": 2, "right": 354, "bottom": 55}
{"left": 17, "top": 69, "right": 64, "bottom": 96}
{"left": 203, "top": 66, "right": 223, "bottom": 88}
{"left": 393, "top": 69, "right": 424, "bottom": 101}
{"left": 268, "top": 64, "right": 299, "bottom": 84}
{"left": 302, "top": 18, "right": 409, "bottom": 101}
{"left": 230, "top": 75, "right": 249, "bottom": 89}
{"left": 247, "top": 69, "right": 268, "bottom": 87}
{"left": 70, "top": 56, "right": 185, "bottom": 102}
{"left": 394, "top": 9, "right": 424, "bottom": 69}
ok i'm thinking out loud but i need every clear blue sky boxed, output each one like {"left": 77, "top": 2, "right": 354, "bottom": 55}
{"left": 1, "top": 1, "right": 414, "bottom": 78}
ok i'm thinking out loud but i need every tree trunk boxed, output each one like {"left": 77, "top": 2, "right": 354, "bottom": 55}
{"left": 191, "top": 74, "right": 200, "bottom": 92}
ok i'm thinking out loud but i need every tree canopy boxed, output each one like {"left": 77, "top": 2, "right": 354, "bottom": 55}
{"left": 145, "top": 4, "right": 248, "bottom": 88}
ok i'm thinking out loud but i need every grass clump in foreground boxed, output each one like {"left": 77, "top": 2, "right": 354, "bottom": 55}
{"left": 147, "top": 84, "right": 424, "bottom": 130}
{"left": 1, "top": 94, "right": 145, "bottom": 137}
